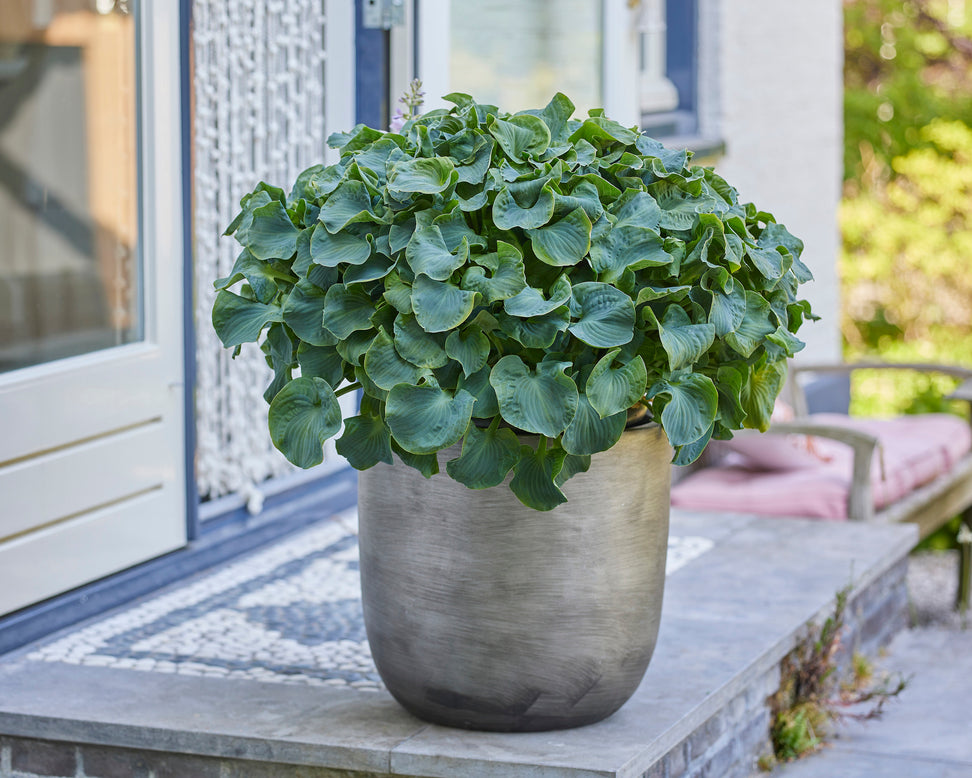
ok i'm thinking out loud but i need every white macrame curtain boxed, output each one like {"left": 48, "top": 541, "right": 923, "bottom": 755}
{"left": 192, "top": 0, "right": 343, "bottom": 503}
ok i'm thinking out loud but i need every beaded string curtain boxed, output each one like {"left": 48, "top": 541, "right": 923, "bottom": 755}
{"left": 193, "top": 0, "right": 346, "bottom": 503}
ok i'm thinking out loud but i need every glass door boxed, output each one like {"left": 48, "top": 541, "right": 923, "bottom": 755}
{"left": 0, "top": 0, "right": 187, "bottom": 617}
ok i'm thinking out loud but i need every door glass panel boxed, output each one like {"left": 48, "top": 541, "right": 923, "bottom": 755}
{"left": 448, "top": 0, "right": 603, "bottom": 116}
{"left": 0, "top": 0, "right": 140, "bottom": 373}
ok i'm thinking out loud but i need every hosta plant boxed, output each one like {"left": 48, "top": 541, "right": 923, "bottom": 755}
{"left": 212, "top": 93, "right": 814, "bottom": 510}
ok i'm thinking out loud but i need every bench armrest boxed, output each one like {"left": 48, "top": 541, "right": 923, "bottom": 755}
{"left": 791, "top": 361, "right": 972, "bottom": 381}
{"left": 764, "top": 421, "right": 882, "bottom": 522}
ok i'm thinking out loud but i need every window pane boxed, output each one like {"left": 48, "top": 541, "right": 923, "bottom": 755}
{"left": 448, "top": 0, "right": 603, "bottom": 116}
{"left": 0, "top": 0, "right": 140, "bottom": 373}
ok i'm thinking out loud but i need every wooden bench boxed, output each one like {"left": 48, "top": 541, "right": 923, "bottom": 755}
{"left": 674, "top": 362, "right": 972, "bottom": 609}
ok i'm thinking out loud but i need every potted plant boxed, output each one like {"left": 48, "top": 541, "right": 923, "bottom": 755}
{"left": 212, "top": 92, "right": 813, "bottom": 731}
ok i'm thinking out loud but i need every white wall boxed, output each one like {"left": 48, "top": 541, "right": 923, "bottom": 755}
{"left": 713, "top": 0, "right": 844, "bottom": 363}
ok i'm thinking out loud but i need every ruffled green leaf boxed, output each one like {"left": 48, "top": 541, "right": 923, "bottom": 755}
{"left": 321, "top": 284, "right": 374, "bottom": 339}
{"left": 445, "top": 327, "right": 490, "bottom": 377}
{"left": 497, "top": 308, "right": 570, "bottom": 349}
{"left": 387, "top": 156, "right": 457, "bottom": 194}
{"left": 391, "top": 439, "right": 440, "bottom": 477}
{"left": 645, "top": 304, "right": 715, "bottom": 371}
{"left": 562, "top": 393, "right": 626, "bottom": 456}
{"left": 445, "top": 423, "right": 521, "bottom": 489}
{"left": 337, "top": 329, "right": 377, "bottom": 366}
{"left": 343, "top": 254, "right": 394, "bottom": 284}
{"left": 554, "top": 451, "right": 591, "bottom": 487}
{"left": 405, "top": 223, "right": 467, "bottom": 281}
{"left": 487, "top": 114, "right": 551, "bottom": 162}
{"left": 335, "top": 413, "right": 393, "bottom": 469}
{"left": 492, "top": 184, "right": 556, "bottom": 229}
{"left": 245, "top": 200, "right": 299, "bottom": 260}
{"left": 267, "top": 376, "right": 342, "bottom": 468}
{"left": 385, "top": 385, "right": 476, "bottom": 454}
{"left": 394, "top": 313, "right": 449, "bottom": 368}
{"left": 568, "top": 282, "right": 635, "bottom": 348}
{"left": 213, "top": 249, "right": 279, "bottom": 303}
{"left": 589, "top": 225, "right": 671, "bottom": 279}
{"left": 310, "top": 226, "right": 371, "bottom": 267}
{"left": 282, "top": 280, "right": 332, "bottom": 346}
{"left": 461, "top": 241, "right": 527, "bottom": 302}
{"left": 612, "top": 189, "right": 662, "bottom": 231}
{"left": 725, "top": 291, "right": 776, "bottom": 357}
{"left": 363, "top": 328, "right": 430, "bottom": 390}
{"left": 647, "top": 373, "right": 719, "bottom": 447}
{"left": 411, "top": 275, "right": 477, "bottom": 333}
{"left": 212, "top": 290, "right": 283, "bottom": 348}
{"left": 526, "top": 207, "right": 592, "bottom": 266}
{"left": 297, "top": 342, "right": 345, "bottom": 386}
{"left": 490, "top": 355, "right": 578, "bottom": 437}
{"left": 383, "top": 272, "right": 413, "bottom": 314}
{"left": 318, "top": 180, "right": 376, "bottom": 233}
{"left": 510, "top": 444, "right": 568, "bottom": 511}
{"left": 504, "top": 274, "right": 571, "bottom": 317}
{"left": 708, "top": 283, "right": 747, "bottom": 337}
{"left": 740, "top": 358, "right": 787, "bottom": 432}
{"left": 635, "top": 285, "right": 692, "bottom": 305}
{"left": 586, "top": 349, "right": 648, "bottom": 418}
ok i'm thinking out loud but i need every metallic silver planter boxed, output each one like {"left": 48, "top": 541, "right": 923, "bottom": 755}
{"left": 357, "top": 424, "right": 672, "bottom": 732}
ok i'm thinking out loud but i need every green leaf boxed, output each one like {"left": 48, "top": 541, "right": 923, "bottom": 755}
{"left": 405, "top": 223, "right": 467, "bottom": 281}
{"left": 461, "top": 241, "right": 527, "bottom": 302}
{"left": 297, "top": 342, "right": 345, "bottom": 386}
{"left": 612, "top": 189, "right": 662, "bottom": 231}
{"left": 708, "top": 283, "right": 747, "bottom": 337}
{"left": 391, "top": 439, "right": 440, "bottom": 477}
{"left": 267, "top": 377, "right": 342, "bottom": 468}
{"left": 411, "top": 275, "right": 477, "bottom": 333}
{"left": 335, "top": 413, "right": 393, "bottom": 469}
{"left": 212, "top": 290, "right": 283, "bottom": 348}
{"left": 562, "top": 393, "right": 626, "bottom": 455}
{"left": 387, "top": 156, "right": 457, "bottom": 194}
{"left": 282, "top": 280, "right": 333, "bottom": 346}
{"left": 343, "top": 254, "right": 394, "bottom": 284}
{"left": 321, "top": 284, "right": 374, "bottom": 339}
{"left": 318, "top": 180, "right": 376, "bottom": 233}
{"left": 554, "top": 452, "right": 591, "bottom": 487}
{"left": 672, "top": 421, "right": 714, "bottom": 466}
{"left": 393, "top": 313, "right": 449, "bottom": 368}
{"left": 645, "top": 304, "right": 715, "bottom": 371}
{"left": 568, "top": 282, "right": 636, "bottom": 347}
{"left": 740, "top": 358, "right": 787, "bottom": 431}
{"left": 487, "top": 114, "right": 551, "bottom": 162}
{"left": 589, "top": 225, "right": 670, "bottom": 279}
{"left": 363, "top": 328, "right": 430, "bottom": 390}
{"left": 725, "top": 291, "right": 776, "bottom": 357}
{"left": 504, "top": 274, "right": 571, "bottom": 318}
{"left": 337, "top": 329, "right": 378, "bottom": 366}
{"left": 497, "top": 308, "right": 570, "bottom": 349}
{"left": 445, "top": 327, "right": 490, "bottom": 377}
{"left": 490, "top": 355, "right": 578, "bottom": 437}
{"left": 446, "top": 424, "right": 521, "bottom": 489}
{"left": 245, "top": 200, "right": 299, "bottom": 260}
{"left": 635, "top": 285, "right": 693, "bottom": 305}
{"left": 647, "top": 373, "right": 719, "bottom": 447}
{"left": 586, "top": 349, "right": 648, "bottom": 418}
{"left": 310, "top": 226, "right": 372, "bottom": 267}
{"left": 460, "top": 365, "right": 500, "bottom": 418}
{"left": 492, "top": 184, "right": 556, "bottom": 230}
{"left": 455, "top": 137, "right": 495, "bottom": 184}
{"left": 510, "top": 444, "right": 568, "bottom": 511}
{"left": 383, "top": 272, "right": 413, "bottom": 314}
{"left": 213, "top": 249, "right": 279, "bottom": 303}
{"left": 715, "top": 365, "right": 747, "bottom": 430}
{"left": 385, "top": 385, "right": 476, "bottom": 454}
{"left": 526, "top": 207, "right": 592, "bottom": 266}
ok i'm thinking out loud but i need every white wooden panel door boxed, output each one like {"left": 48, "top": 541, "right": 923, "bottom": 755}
{"left": 0, "top": 1, "right": 187, "bottom": 617}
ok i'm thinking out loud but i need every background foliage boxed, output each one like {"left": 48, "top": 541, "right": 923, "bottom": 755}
{"left": 842, "top": 0, "right": 972, "bottom": 417}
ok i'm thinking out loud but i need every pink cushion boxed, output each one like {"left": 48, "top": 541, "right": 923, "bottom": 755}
{"left": 671, "top": 413, "right": 972, "bottom": 520}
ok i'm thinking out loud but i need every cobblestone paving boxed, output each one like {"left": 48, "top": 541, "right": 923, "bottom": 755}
{"left": 26, "top": 510, "right": 714, "bottom": 691}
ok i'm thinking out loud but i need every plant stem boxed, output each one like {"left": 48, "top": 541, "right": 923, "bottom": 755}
{"left": 335, "top": 382, "right": 362, "bottom": 398}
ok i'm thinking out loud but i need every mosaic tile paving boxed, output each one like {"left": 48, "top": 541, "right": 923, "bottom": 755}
{"left": 27, "top": 510, "right": 714, "bottom": 691}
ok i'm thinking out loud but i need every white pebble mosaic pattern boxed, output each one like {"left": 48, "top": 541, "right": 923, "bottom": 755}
{"left": 28, "top": 510, "right": 714, "bottom": 691}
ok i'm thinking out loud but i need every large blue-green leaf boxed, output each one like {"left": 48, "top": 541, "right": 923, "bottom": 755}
{"left": 318, "top": 180, "right": 376, "bottom": 233}
{"left": 504, "top": 274, "right": 571, "bottom": 318}
{"left": 648, "top": 182, "right": 705, "bottom": 231}
{"left": 267, "top": 376, "right": 342, "bottom": 468}
{"left": 321, "top": 284, "right": 374, "bottom": 339}
{"left": 245, "top": 200, "right": 299, "bottom": 260}
{"left": 296, "top": 342, "right": 345, "bottom": 386}
{"left": 386, "top": 156, "right": 457, "bottom": 194}
{"left": 445, "top": 423, "right": 521, "bottom": 489}
{"left": 343, "top": 254, "right": 394, "bottom": 284}
{"left": 411, "top": 275, "right": 477, "bottom": 333}
{"left": 461, "top": 241, "right": 527, "bottom": 302}
{"left": 363, "top": 328, "right": 430, "bottom": 390}
{"left": 645, "top": 304, "right": 715, "bottom": 371}
{"left": 445, "top": 327, "right": 490, "bottom": 377}
{"left": 212, "top": 290, "right": 283, "bottom": 348}
{"left": 647, "top": 373, "right": 719, "bottom": 447}
{"left": 740, "top": 358, "right": 787, "bottom": 431}
{"left": 487, "top": 114, "right": 551, "bottom": 162}
{"left": 280, "top": 280, "right": 333, "bottom": 346}
{"left": 383, "top": 272, "right": 413, "bottom": 314}
{"left": 492, "top": 184, "right": 556, "bottom": 230}
{"left": 708, "top": 282, "right": 747, "bottom": 337}
{"left": 455, "top": 137, "right": 494, "bottom": 184}
{"left": 433, "top": 209, "right": 487, "bottom": 252}
{"left": 213, "top": 250, "right": 279, "bottom": 303}
{"left": 391, "top": 439, "right": 440, "bottom": 477}
{"left": 562, "top": 393, "right": 626, "bottom": 456}
{"left": 568, "top": 282, "right": 635, "bottom": 348}
{"left": 589, "top": 225, "right": 671, "bottom": 279}
{"left": 497, "top": 308, "right": 569, "bottom": 349}
{"left": 405, "top": 223, "right": 466, "bottom": 281}
{"left": 385, "top": 385, "right": 476, "bottom": 454}
{"left": 554, "top": 180, "right": 603, "bottom": 222}
{"left": 612, "top": 189, "right": 662, "bottom": 230}
{"left": 526, "top": 207, "right": 592, "bottom": 266}
{"left": 338, "top": 329, "right": 378, "bottom": 366}
{"left": 725, "top": 291, "right": 776, "bottom": 357}
{"left": 635, "top": 285, "right": 693, "bottom": 305}
{"left": 460, "top": 365, "right": 500, "bottom": 418}
{"left": 310, "top": 226, "right": 371, "bottom": 267}
{"left": 586, "top": 349, "right": 648, "bottom": 418}
{"left": 490, "top": 355, "right": 578, "bottom": 437}
{"left": 554, "top": 452, "right": 592, "bottom": 487}
{"left": 335, "top": 413, "right": 393, "bottom": 469}
{"left": 510, "top": 444, "right": 567, "bottom": 511}
{"left": 393, "top": 313, "right": 448, "bottom": 368}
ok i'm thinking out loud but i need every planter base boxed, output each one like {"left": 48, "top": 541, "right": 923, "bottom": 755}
{"left": 357, "top": 425, "right": 673, "bottom": 732}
